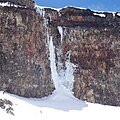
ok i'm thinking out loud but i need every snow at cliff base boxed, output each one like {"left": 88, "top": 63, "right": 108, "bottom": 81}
{"left": 0, "top": 90, "right": 120, "bottom": 120}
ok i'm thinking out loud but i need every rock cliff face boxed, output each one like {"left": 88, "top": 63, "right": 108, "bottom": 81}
{"left": 0, "top": 5, "right": 120, "bottom": 106}
{"left": 0, "top": 6, "right": 55, "bottom": 98}
{"left": 0, "top": 0, "right": 35, "bottom": 9}
{"left": 43, "top": 7, "right": 120, "bottom": 106}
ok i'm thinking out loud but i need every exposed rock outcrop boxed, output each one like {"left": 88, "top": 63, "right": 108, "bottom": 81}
{"left": 57, "top": 7, "right": 120, "bottom": 106}
{"left": 0, "top": 6, "right": 55, "bottom": 98}
{"left": 0, "top": 5, "right": 120, "bottom": 106}
{"left": 0, "top": 98, "right": 14, "bottom": 115}
{"left": 43, "top": 6, "right": 120, "bottom": 106}
{"left": 63, "top": 27, "right": 120, "bottom": 106}
{"left": 0, "top": 0, "right": 35, "bottom": 9}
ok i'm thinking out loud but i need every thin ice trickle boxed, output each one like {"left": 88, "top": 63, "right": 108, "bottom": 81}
{"left": 49, "top": 36, "right": 59, "bottom": 90}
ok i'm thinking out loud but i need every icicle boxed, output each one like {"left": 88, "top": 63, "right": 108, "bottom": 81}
{"left": 36, "top": 7, "right": 45, "bottom": 17}
{"left": 57, "top": 26, "right": 63, "bottom": 42}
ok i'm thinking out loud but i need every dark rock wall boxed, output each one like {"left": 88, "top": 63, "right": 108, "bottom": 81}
{"left": 46, "top": 7, "right": 120, "bottom": 106}
{"left": 0, "top": 0, "right": 35, "bottom": 9}
{"left": 63, "top": 27, "right": 120, "bottom": 106}
{"left": 56, "top": 7, "right": 120, "bottom": 106}
{"left": 0, "top": 6, "right": 55, "bottom": 97}
{"left": 0, "top": 5, "right": 120, "bottom": 106}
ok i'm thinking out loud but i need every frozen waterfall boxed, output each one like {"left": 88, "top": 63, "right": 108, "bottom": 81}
{"left": 49, "top": 36, "right": 59, "bottom": 90}
{"left": 48, "top": 27, "right": 75, "bottom": 92}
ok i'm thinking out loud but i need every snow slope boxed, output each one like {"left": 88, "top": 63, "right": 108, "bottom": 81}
{"left": 0, "top": 90, "right": 120, "bottom": 120}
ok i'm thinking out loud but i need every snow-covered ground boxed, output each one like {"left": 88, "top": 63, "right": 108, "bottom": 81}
{"left": 0, "top": 89, "right": 120, "bottom": 120}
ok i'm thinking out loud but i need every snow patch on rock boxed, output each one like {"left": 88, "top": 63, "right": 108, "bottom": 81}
{"left": 93, "top": 12, "right": 106, "bottom": 17}
{"left": 117, "top": 13, "right": 120, "bottom": 16}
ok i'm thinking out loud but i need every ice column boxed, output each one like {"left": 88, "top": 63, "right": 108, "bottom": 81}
{"left": 48, "top": 36, "right": 59, "bottom": 90}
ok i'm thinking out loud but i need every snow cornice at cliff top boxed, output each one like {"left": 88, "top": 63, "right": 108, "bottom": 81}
{"left": 35, "top": 5, "right": 120, "bottom": 18}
